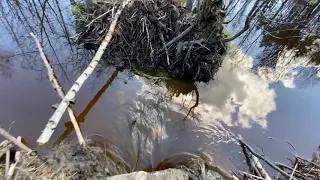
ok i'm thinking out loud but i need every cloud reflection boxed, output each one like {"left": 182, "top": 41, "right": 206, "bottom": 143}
{"left": 170, "top": 45, "right": 276, "bottom": 129}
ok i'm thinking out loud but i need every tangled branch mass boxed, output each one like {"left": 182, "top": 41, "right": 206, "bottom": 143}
{"left": 76, "top": 0, "right": 226, "bottom": 82}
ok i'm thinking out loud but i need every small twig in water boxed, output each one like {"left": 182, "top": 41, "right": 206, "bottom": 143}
{"left": 7, "top": 121, "right": 15, "bottom": 133}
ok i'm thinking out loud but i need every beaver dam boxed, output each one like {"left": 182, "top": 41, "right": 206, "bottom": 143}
{"left": 1, "top": 128, "right": 320, "bottom": 179}
{"left": 74, "top": 0, "right": 226, "bottom": 82}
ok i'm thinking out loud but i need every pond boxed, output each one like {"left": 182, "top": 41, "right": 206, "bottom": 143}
{"left": 0, "top": 0, "right": 319, "bottom": 172}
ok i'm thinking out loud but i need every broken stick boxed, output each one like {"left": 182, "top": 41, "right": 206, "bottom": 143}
{"left": 30, "top": 33, "right": 86, "bottom": 146}
{"left": 37, "top": 0, "right": 132, "bottom": 144}
{"left": 0, "top": 127, "right": 32, "bottom": 153}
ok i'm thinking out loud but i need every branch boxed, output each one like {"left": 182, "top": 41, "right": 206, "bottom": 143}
{"left": 36, "top": 0, "right": 132, "bottom": 145}
{"left": 159, "top": 32, "right": 170, "bottom": 65}
{"left": 159, "top": 24, "right": 195, "bottom": 52}
{"left": 239, "top": 140, "right": 296, "bottom": 180}
{"left": 0, "top": 126, "right": 32, "bottom": 153}
{"left": 30, "top": 33, "right": 86, "bottom": 146}
{"left": 205, "top": 163, "right": 239, "bottom": 180}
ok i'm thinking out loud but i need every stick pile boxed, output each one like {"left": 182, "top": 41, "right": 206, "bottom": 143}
{"left": 75, "top": 0, "right": 226, "bottom": 82}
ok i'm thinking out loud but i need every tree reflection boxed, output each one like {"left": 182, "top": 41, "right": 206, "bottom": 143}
{"left": 0, "top": 0, "right": 95, "bottom": 80}
{"left": 226, "top": 0, "right": 320, "bottom": 86}
{"left": 54, "top": 70, "right": 119, "bottom": 146}
{"left": 0, "top": 50, "right": 13, "bottom": 78}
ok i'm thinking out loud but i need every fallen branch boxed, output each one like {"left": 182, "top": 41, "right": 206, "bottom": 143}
{"left": 30, "top": 33, "right": 86, "bottom": 146}
{"left": 205, "top": 163, "right": 239, "bottom": 180}
{"left": 239, "top": 139, "right": 295, "bottom": 180}
{"left": 36, "top": 0, "right": 131, "bottom": 144}
{"left": 0, "top": 126, "right": 32, "bottom": 153}
{"left": 159, "top": 24, "right": 195, "bottom": 51}
{"left": 251, "top": 153, "right": 272, "bottom": 180}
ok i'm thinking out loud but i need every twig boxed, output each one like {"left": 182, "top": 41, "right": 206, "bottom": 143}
{"left": 239, "top": 139, "right": 295, "bottom": 180}
{"left": 296, "top": 156, "right": 320, "bottom": 169}
{"left": 268, "top": 137, "right": 296, "bottom": 151}
{"left": 5, "top": 148, "right": 10, "bottom": 176}
{"left": 289, "top": 163, "right": 298, "bottom": 180}
{"left": 30, "top": 33, "right": 86, "bottom": 146}
{"left": 7, "top": 121, "right": 15, "bottom": 133}
{"left": 36, "top": 0, "right": 131, "bottom": 145}
{"left": 159, "top": 24, "right": 195, "bottom": 51}
{"left": 238, "top": 171, "right": 264, "bottom": 180}
{"left": 159, "top": 33, "right": 170, "bottom": 65}
{"left": 0, "top": 126, "right": 32, "bottom": 153}
{"left": 85, "top": 9, "right": 112, "bottom": 28}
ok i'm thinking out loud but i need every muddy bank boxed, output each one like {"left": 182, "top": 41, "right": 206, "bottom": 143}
{"left": 1, "top": 130, "right": 320, "bottom": 180}
{"left": 74, "top": 0, "right": 226, "bottom": 82}
{"left": 1, "top": 140, "right": 227, "bottom": 179}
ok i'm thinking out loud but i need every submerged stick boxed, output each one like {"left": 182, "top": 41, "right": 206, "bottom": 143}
{"left": 0, "top": 127, "right": 32, "bottom": 153}
{"left": 239, "top": 139, "right": 295, "bottom": 180}
{"left": 37, "top": 0, "right": 132, "bottom": 144}
{"left": 30, "top": 33, "right": 86, "bottom": 146}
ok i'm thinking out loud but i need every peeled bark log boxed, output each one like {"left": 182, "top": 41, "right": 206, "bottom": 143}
{"left": 37, "top": 0, "right": 132, "bottom": 145}
{"left": 31, "top": 33, "right": 86, "bottom": 146}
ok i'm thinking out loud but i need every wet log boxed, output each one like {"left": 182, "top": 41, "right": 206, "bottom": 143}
{"left": 36, "top": 0, "right": 132, "bottom": 145}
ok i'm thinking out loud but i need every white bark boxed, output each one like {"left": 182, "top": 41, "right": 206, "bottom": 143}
{"left": 30, "top": 33, "right": 86, "bottom": 146}
{"left": 7, "top": 136, "right": 22, "bottom": 179}
{"left": 251, "top": 155, "right": 272, "bottom": 180}
{"left": 37, "top": 0, "right": 131, "bottom": 145}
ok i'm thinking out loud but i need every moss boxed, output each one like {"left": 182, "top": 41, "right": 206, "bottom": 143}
{"left": 72, "top": 3, "right": 85, "bottom": 16}
{"left": 225, "top": 31, "right": 232, "bottom": 38}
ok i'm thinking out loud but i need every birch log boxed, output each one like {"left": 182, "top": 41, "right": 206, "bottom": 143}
{"left": 30, "top": 33, "right": 86, "bottom": 146}
{"left": 37, "top": 0, "right": 131, "bottom": 144}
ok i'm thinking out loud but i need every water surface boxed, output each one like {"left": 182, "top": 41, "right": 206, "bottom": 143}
{"left": 0, "top": 0, "right": 319, "bottom": 171}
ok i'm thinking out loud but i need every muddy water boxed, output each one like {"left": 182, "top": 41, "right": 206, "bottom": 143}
{"left": 0, "top": 0, "right": 320, "bottom": 172}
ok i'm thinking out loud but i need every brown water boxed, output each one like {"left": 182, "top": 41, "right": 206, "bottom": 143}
{"left": 0, "top": 0, "right": 319, "bottom": 172}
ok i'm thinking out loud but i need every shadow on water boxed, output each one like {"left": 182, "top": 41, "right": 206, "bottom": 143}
{"left": 54, "top": 70, "right": 120, "bottom": 146}
{"left": 0, "top": 0, "right": 320, "bottom": 175}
